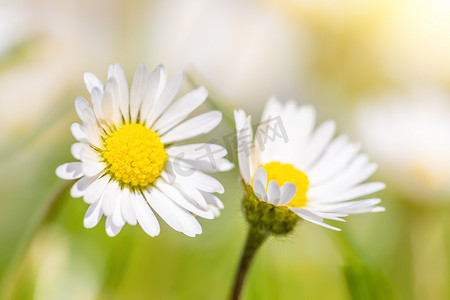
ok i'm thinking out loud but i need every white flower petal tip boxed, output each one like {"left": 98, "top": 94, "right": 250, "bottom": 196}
{"left": 234, "top": 109, "right": 247, "bottom": 130}
{"left": 266, "top": 180, "right": 281, "bottom": 205}
{"left": 279, "top": 183, "right": 297, "bottom": 206}
{"left": 57, "top": 63, "right": 230, "bottom": 237}
{"left": 105, "top": 217, "right": 123, "bottom": 237}
{"left": 252, "top": 167, "right": 268, "bottom": 201}
{"left": 84, "top": 72, "right": 104, "bottom": 93}
{"left": 160, "top": 110, "right": 222, "bottom": 144}
{"left": 237, "top": 97, "right": 385, "bottom": 232}
{"left": 56, "top": 162, "right": 84, "bottom": 180}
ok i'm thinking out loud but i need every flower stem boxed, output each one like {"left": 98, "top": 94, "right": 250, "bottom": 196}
{"left": 230, "top": 225, "right": 269, "bottom": 300}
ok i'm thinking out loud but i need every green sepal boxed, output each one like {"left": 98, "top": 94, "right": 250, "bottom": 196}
{"left": 242, "top": 182, "right": 300, "bottom": 235}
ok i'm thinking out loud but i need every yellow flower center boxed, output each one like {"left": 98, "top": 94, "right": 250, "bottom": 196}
{"left": 260, "top": 162, "right": 309, "bottom": 207}
{"left": 101, "top": 123, "right": 167, "bottom": 188}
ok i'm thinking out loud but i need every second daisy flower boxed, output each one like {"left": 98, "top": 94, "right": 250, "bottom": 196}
{"left": 235, "top": 97, "right": 385, "bottom": 231}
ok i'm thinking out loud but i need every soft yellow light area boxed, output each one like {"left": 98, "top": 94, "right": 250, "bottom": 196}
{"left": 102, "top": 123, "right": 167, "bottom": 188}
{"left": 260, "top": 162, "right": 309, "bottom": 207}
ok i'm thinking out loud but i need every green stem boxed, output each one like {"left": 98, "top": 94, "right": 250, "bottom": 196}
{"left": 0, "top": 180, "right": 73, "bottom": 300}
{"left": 230, "top": 225, "right": 269, "bottom": 300}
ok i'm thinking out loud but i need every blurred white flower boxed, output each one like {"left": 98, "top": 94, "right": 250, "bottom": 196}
{"left": 0, "top": 0, "right": 117, "bottom": 142}
{"left": 235, "top": 98, "right": 384, "bottom": 231}
{"left": 355, "top": 89, "right": 450, "bottom": 200}
{"left": 57, "top": 63, "right": 232, "bottom": 237}
{"left": 145, "top": 0, "right": 306, "bottom": 114}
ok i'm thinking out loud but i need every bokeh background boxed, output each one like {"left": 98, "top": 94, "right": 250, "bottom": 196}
{"left": 1, "top": 0, "right": 450, "bottom": 299}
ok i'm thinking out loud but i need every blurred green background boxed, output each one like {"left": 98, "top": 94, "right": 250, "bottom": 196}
{"left": 1, "top": 0, "right": 450, "bottom": 299}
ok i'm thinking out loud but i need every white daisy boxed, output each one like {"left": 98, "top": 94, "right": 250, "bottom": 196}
{"left": 235, "top": 97, "right": 385, "bottom": 231}
{"left": 355, "top": 89, "right": 450, "bottom": 201}
{"left": 56, "top": 63, "right": 233, "bottom": 237}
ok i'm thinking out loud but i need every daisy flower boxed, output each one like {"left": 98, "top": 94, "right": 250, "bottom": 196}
{"left": 355, "top": 89, "right": 450, "bottom": 201}
{"left": 56, "top": 63, "right": 232, "bottom": 237}
{"left": 235, "top": 97, "right": 385, "bottom": 231}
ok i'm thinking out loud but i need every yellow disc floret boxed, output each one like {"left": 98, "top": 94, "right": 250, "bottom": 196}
{"left": 259, "top": 162, "right": 309, "bottom": 207}
{"left": 102, "top": 123, "right": 167, "bottom": 188}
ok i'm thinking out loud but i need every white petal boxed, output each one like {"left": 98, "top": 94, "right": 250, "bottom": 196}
{"left": 312, "top": 182, "right": 386, "bottom": 203}
{"left": 175, "top": 157, "right": 234, "bottom": 173}
{"left": 340, "top": 163, "right": 378, "bottom": 191}
{"left": 82, "top": 111, "right": 102, "bottom": 148}
{"left": 166, "top": 143, "right": 227, "bottom": 161}
{"left": 307, "top": 138, "right": 360, "bottom": 185}
{"left": 121, "top": 189, "right": 137, "bottom": 225}
{"left": 84, "top": 72, "right": 104, "bottom": 93}
{"left": 201, "top": 192, "right": 224, "bottom": 217}
{"left": 70, "top": 175, "right": 98, "bottom": 198}
{"left": 105, "top": 217, "right": 123, "bottom": 237}
{"left": 310, "top": 198, "right": 382, "bottom": 213}
{"left": 79, "top": 146, "right": 101, "bottom": 163}
{"left": 289, "top": 207, "right": 341, "bottom": 230}
{"left": 207, "top": 205, "right": 221, "bottom": 217}
{"left": 112, "top": 63, "right": 130, "bottom": 122}
{"left": 252, "top": 167, "right": 267, "bottom": 200}
{"left": 275, "top": 100, "right": 299, "bottom": 163}
{"left": 258, "top": 98, "right": 286, "bottom": 165}
{"left": 251, "top": 117, "right": 268, "bottom": 171}
{"left": 291, "top": 105, "right": 317, "bottom": 168}
{"left": 278, "top": 183, "right": 297, "bottom": 206}
{"left": 307, "top": 135, "right": 349, "bottom": 175}
{"left": 169, "top": 162, "right": 224, "bottom": 193}
{"left": 56, "top": 162, "right": 84, "bottom": 180}
{"left": 129, "top": 63, "right": 148, "bottom": 122}
{"left": 261, "top": 97, "right": 282, "bottom": 122}
{"left": 253, "top": 167, "right": 267, "bottom": 189}
{"left": 289, "top": 207, "right": 323, "bottom": 222}
{"left": 234, "top": 110, "right": 252, "bottom": 184}
{"left": 70, "top": 123, "right": 88, "bottom": 143}
{"left": 192, "top": 172, "right": 224, "bottom": 193}
{"left": 201, "top": 191, "right": 224, "bottom": 209}
{"left": 160, "top": 111, "right": 222, "bottom": 144}
{"left": 146, "top": 72, "right": 183, "bottom": 127}
{"left": 134, "top": 191, "right": 160, "bottom": 237}
{"left": 146, "top": 188, "right": 183, "bottom": 232}
{"left": 107, "top": 64, "right": 114, "bottom": 80}
{"left": 111, "top": 192, "right": 126, "bottom": 227}
{"left": 70, "top": 143, "right": 85, "bottom": 160}
{"left": 101, "top": 180, "right": 120, "bottom": 217}
{"left": 302, "top": 120, "right": 336, "bottom": 169}
{"left": 312, "top": 211, "right": 348, "bottom": 222}
{"left": 266, "top": 180, "right": 280, "bottom": 205}
{"left": 83, "top": 175, "right": 110, "bottom": 204}
{"left": 81, "top": 162, "right": 106, "bottom": 177}
{"left": 75, "top": 96, "right": 94, "bottom": 123}
{"left": 252, "top": 180, "right": 267, "bottom": 201}
{"left": 156, "top": 180, "right": 214, "bottom": 219}
{"left": 213, "top": 158, "right": 235, "bottom": 172}
{"left": 307, "top": 154, "right": 372, "bottom": 198}
{"left": 91, "top": 87, "right": 104, "bottom": 121}
{"left": 83, "top": 198, "right": 103, "bottom": 229}
{"left": 154, "top": 86, "right": 208, "bottom": 134}
{"left": 162, "top": 165, "right": 209, "bottom": 210}
{"left": 304, "top": 218, "right": 341, "bottom": 231}
{"left": 346, "top": 206, "right": 385, "bottom": 214}
{"left": 103, "top": 76, "right": 122, "bottom": 125}
{"left": 172, "top": 176, "right": 209, "bottom": 210}
{"left": 140, "top": 64, "right": 167, "bottom": 123}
